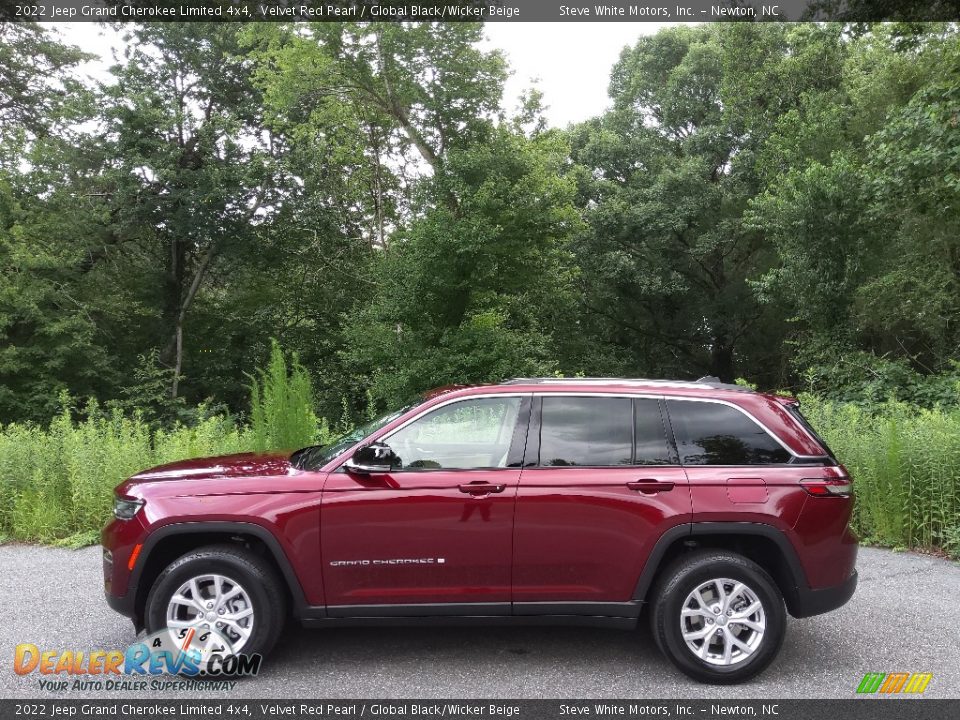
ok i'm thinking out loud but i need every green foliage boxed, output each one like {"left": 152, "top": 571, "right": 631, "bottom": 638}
{"left": 800, "top": 354, "right": 960, "bottom": 408}
{"left": 249, "top": 340, "right": 324, "bottom": 451}
{"left": 1, "top": 22, "right": 960, "bottom": 552}
{"left": 0, "top": 343, "right": 329, "bottom": 544}
{"left": 749, "top": 26, "right": 960, "bottom": 379}
{"left": 0, "top": 23, "right": 92, "bottom": 137}
{"left": 802, "top": 394, "right": 960, "bottom": 553}
{"left": 341, "top": 127, "right": 582, "bottom": 408}
{"left": 0, "top": 402, "right": 250, "bottom": 543}
{"left": 569, "top": 23, "right": 815, "bottom": 385}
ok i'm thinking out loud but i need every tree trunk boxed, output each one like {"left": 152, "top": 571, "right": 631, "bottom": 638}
{"left": 710, "top": 335, "right": 735, "bottom": 383}
{"left": 171, "top": 322, "right": 183, "bottom": 398}
{"left": 160, "top": 236, "right": 186, "bottom": 397}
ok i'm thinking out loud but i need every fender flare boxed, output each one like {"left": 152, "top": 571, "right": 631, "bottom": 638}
{"left": 130, "top": 521, "right": 311, "bottom": 617}
{"left": 632, "top": 521, "right": 807, "bottom": 613}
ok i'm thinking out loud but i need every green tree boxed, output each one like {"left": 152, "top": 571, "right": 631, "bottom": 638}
{"left": 0, "top": 26, "right": 110, "bottom": 422}
{"left": 342, "top": 127, "right": 582, "bottom": 407}
{"left": 0, "top": 23, "right": 90, "bottom": 139}
{"left": 570, "top": 24, "right": 815, "bottom": 383}
{"left": 748, "top": 24, "right": 960, "bottom": 387}
{"left": 96, "top": 23, "right": 283, "bottom": 400}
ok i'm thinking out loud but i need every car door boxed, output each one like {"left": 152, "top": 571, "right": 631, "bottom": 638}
{"left": 321, "top": 394, "right": 530, "bottom": 614}
{"left": 511, "top": 394, "right": 691, "bottom": 611}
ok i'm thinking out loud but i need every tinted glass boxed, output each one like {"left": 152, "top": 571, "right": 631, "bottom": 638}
{"left": 539, "top": 397, "right": 632, "bottom": 466}
{"left": 667, "top": 400, "right": 791, "bottom": 465}
{"left": 634, "top": 399, "right": 675, "bottom": 465}
{"left": 293, "top": 403, "right": 415, "bottom": 469}
{"left": 386, "top": 397, "right": 521, "bottom": 470}
{"left": 787, "top": 405, "right": 835, "bottom": 459}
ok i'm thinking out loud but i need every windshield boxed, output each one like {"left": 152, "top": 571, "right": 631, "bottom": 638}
{"left": 291, "top": 403, "right": 416, "bottom": 471}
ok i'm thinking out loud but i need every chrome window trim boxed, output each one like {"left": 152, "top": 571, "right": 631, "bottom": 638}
{"left": 662, "top": 395, "right": 812, "bottom": 461}
{"left": 331, "top": 389, "right": 825, "bottom": 471}
{"left": 529, "top": 391, "right": 819, "bottom": 461}
{"left": 534, "top": 393, "right": 670, "bottom": 468}
{"left": 379, "top": 393, "right": 529, "bottom": 444}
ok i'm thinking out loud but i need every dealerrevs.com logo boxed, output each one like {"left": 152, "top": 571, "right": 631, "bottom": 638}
{"left": 14, "top": 628, "right": 261, "bottom": 691}
{"left": 857, "top": 672, "right": 933, "bottom": 695}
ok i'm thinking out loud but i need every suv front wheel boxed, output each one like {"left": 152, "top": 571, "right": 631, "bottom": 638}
{"left": 650, "top": 550, "right": 786, "bottom": 684}
{"left": 144, "top": 544, "right": 286, "bottom": 661}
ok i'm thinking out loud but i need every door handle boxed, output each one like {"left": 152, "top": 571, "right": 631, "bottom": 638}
{"left": 627, "top": 479, "right": 675, "bottom": 494}
{"left": 458, "top": 481, "right": 506, "bottom": 495}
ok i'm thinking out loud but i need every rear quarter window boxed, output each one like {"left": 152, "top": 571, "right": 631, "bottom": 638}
{"left": 666, "top": 400, "right": 791, "bottom": 465}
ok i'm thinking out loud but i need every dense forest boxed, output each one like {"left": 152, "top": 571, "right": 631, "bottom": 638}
{"left": 0, "top": 21, "right": 959, "bottom": 552}
{"left": 2, "top": 21, "right": 958, "bottom": 425}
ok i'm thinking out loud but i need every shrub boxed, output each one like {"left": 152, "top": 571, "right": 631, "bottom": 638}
{"left": 801, "top": 394, "right": 960, "bottom": 552}
{"left": 249, "top": 339, "right": 325, "bottom": 452}
{"left": 0, "top": 343, "right": 329, "bottom": 545}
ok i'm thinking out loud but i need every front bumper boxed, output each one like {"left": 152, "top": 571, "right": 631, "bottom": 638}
{"left": 791, "top": 569, "right": 858, "bottom": 618}
{"left": 102, "top": 514, "right": 148, "bottom": 630}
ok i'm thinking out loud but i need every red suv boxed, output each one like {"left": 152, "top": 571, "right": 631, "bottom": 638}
{"left": 102, "top": 377, "right": 857, "bottom": 683}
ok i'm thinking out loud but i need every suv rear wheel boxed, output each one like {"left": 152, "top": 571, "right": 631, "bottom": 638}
{"left": 649, "top": 550, "right": 786, "bottom": 684}
{"left": 145, "top": 544, "right": 286, "bottom": 660}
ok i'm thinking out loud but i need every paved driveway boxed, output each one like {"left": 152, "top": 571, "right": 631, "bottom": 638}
{"left": 1, "top": 545, "right": 957, "bottom": 698}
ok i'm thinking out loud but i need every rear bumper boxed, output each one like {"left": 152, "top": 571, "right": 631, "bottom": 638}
{"left": 791, "top": 569, "right": 858, "bottom": 618}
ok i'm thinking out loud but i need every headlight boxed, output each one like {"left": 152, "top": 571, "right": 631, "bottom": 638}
{"left": 113, "top": 496, "right": 144, "bottom": 520}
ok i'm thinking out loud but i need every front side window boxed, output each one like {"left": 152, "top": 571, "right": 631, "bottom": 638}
{"left": 292, "top": 403, "right": 415, "bottom": 470}
{"left": 666, "top": 400, "right": 791, "bottom": 465}
{"left": 539, "top": 396, "right": 633, "bottom": 466}
{"left": 385, "top": 397, "right": 522, "bottom": 470}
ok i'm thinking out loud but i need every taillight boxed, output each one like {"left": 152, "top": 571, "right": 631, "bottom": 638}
{"left": 800, "top": 478, "right": 852, "bottom": 497}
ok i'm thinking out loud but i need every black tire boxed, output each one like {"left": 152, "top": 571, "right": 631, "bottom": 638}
{"left": 145, "top": 544, "right": 286, "bottom": 662}
{"left": 649, "top": 550, "right": 786, "bottom": 684}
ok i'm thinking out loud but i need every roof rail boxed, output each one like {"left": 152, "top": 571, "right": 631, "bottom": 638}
{"left": 500, "top": 377, "right": 753, "bottom": 392}
{"left": 694, "top": 376, "right": 751, "bottom": 391}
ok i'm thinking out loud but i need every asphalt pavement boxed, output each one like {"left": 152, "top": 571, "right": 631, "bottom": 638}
{"left": 1, "top": 544, "right": 957, "bottom": 699}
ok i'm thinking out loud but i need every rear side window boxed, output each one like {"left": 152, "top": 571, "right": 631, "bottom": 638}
{"left": 539, "top": 397, "right": 632, "bottom": 466}
{"left": 786, "top": 404, "right": 835, "bottom": 459}
{"left": 666, "top": 400, "right": 791, "bottom": 465}
{"left": 537, "top": 396, "right": 674, "bottom": 466}
{"left": 635, "top": 399, "right": 675, "bottom": 465}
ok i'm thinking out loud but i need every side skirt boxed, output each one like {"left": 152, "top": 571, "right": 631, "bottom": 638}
{"left": 298, "top": 601, "right": 642, "bottom": 630}
{"left": 301, "top": 615, "right": 638, "bottom": 630}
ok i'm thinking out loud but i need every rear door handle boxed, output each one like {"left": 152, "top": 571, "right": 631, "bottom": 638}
{"left": 627, "top": 479, "right": 675, "bottom": 494}
{"left": 458, "top": 481, "right": 506, "bottom": 495}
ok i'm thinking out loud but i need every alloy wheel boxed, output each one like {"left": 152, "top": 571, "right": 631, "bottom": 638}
{"left": 166, "top": 573, "right": 255, "bottom": 653}
{"left": 679, "top": 577, "right": 766, "bottom": 666}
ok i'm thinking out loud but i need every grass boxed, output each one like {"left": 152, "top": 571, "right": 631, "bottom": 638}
{"left": 0, "top": 342, "right": 326, "bottom": 545}
{"left": 801, "top": 394, "right": 960, "bottom": 558}
{"left": 0, "top": 405, "right": 259, "bottom": 543}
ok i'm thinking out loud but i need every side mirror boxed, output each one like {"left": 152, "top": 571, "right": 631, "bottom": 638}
{"left": 344, "top": 442, "right": 399, "bottom": 474}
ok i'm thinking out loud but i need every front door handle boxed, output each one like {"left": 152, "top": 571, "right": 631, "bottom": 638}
{"left": 627, "top": 479, "right": 675, "bottom": 494}
{"left": 458, "top": 481, "right": 506, "bottom": 495}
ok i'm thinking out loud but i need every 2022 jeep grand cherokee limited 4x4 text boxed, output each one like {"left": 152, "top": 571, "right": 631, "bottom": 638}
{"left": 102, "top": 377, "right": 857, "bottom": 683}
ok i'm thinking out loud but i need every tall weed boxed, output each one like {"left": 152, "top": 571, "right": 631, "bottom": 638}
{"left": 801, "top": 394, "right": 960, "bottom": 553}
{"left": 0, "top": 343, "right": 328, "bottom": 544}
{"left": 249, "top": 340, "right": 322, "bottom": 451}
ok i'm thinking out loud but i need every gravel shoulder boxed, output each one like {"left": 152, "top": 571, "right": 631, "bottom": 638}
{"left": 1, "top": 544, "right": 957, "bottom": 699}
